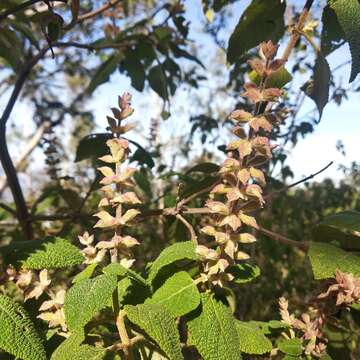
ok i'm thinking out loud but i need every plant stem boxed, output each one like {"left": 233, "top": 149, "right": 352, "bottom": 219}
{"left": 176, "top": 214, "right": 198, "bottom": 244}
{"left": 116, "top": 310, "right": 134, "bottom": 360}
{"left": 281, "top": 0, "right": 315, "bottom": 62}
{"left": 257, "top": 226, "right": 308, "bottom": 251}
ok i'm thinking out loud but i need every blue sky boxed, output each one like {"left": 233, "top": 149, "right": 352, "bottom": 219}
{"left": 2, "top": 0, "right": 359, "bottom": 188}
{"left": 87, "top": 0, "right": 359, "bottom": 181}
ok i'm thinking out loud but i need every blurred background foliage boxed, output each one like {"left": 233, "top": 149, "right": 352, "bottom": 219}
{"left": 1, "top": 0, "right": 360, "bottom": 358}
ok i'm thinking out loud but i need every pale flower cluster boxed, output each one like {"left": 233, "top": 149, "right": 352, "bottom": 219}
{"left": 279, "top": 297, "right": 327, "bottom": 357}
{"left": 196, "top": 41, "right": 284, "bottom": 287}
{"left": 78, "top": 92, "right": 141, "bottom": 268}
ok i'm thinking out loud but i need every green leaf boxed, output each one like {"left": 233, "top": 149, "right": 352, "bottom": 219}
{"left": 227, "top": 0, "right": 286, "bottom": 63}
{"left": 303, "top": 53, "right": 330, "bottom": 119}
{"left": 22, "top": 237, "right": 84, "bottom": 270}
{"left": 308, "top": 242, "right": 360, "bottom": 280}
{"left": 64, "top": 274, "right": 118, "bottom": 333}
{"left": 51, "top": 332, "right": 106, "bottom": 360}
{"left": 9, "top": 20, "right": 40, "bottom": 49}
{"left": 72, "top": 263, "right": 99, "bottom": 284}
{"left": 148, "top": 64, "right": 168, "bottom": 100}
{"left": 87, "top": 54, "right": 123, "bottom": 94}
{"left": 146, "top": 271, "right": 200, "bottom": 317}
{"left": 124, "top": 303, "right": 183, "bottom": 360}
{"left": 321, "top": 5, "right": 345, "bottom": 56}
{"left": 227, "top": 263, "right": 260, "bottom": 284}
{"left": 278, "top": 338, "right": 302, "bottom": 356}
{"left": 0, "top": 295, "right": 46, "bottom": 360}
{"left": 102, "top": 262, "right": 149, "bottom": 288}
{"left": 317, "top": 210, "right": 360, "bottom": 232}
{"left": 236, "top": 321, "right": 272, "bottom": 355}
{"left": 128, "top": 139, "right": 155, "bottom": 168}
{"left": 185, "top": 162, "right": 220, "bottom": 174}
{"left": 249, "top": 66, "right": 292, "bottom": 89}
{"left": 0, "top": 28, "right": 23, "bottom": 70}
{"left": 312, "top": 211, "right": 360, "bottom": 250}
{"left": 75, "top": 133, "right": 112, "bottom": 162}
{"left": 330, "top": 0, "right": 360, "bottom": 82}
{"left": 120, "top": 52, "right": 146, "bottom": 91}
{"left": 187, "top": 292, "right": 241, "bottom": 360}
{"left": 147, "top": 241, "right": 197, "bottom": 284}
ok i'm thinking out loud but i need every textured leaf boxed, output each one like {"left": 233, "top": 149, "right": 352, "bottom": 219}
{"left": 102, "top": 262, "right": 148, "bottom": 288}
{"left": 64, "top": 274, "right": 118, "bottom": 332}
{"left": 87, "top": 54, "right": 123, "bottom": 94}
{"left": 304, "top": 53, "right": 330, "bottom": 119}
{"left": 308, "top": 242, "right": 360, "bottom": 280}
{"left": 72, "top": 263, "right": 99, "bottom": 284}
{"left": 278, "top": 338, "right": 302, "bottom": 356}
{"left": 187, "top": 292, "right": 241, "bottom": 360}
{"left": 51, "top": 332, "right": 106, "bottom": 360}
{"left": 148, "top": 241, "right": 197, "bottom": 284}
{"left": 330, "top": 0, "right": 360, "bottom": 82}
{"left": 227, "top": 263, "right": 260, "bottom": 284}
{"left": 22, "top": 237, "right": 84, "bottom": 270}
{"left": 312, "top": 211, "right": 360, "bottom": 250}
{"left": 75, "top": 133, "right": 112, "bottom": 162}
{"left": 0, "top": 295, "right": 46, "bottom": 360}
{"left": 236, "top": 321, "right": 272, "bottom": 355}
{"left": 227, "top": 0, "right": 286, "bottom": 63}
{"left": 124, "top": 303, "right": 183, "bottom": 360}
{"left": 146, "top": 271, "right": 200, "bottom": 317}
{"left": 321, "top": 5, "right": 345, "bottom": 56}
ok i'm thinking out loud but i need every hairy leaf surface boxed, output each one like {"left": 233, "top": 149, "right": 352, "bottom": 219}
{"left": 0, "top": 295, "right": 46, "bottom": 360}
{"left": 22, "top": 237, "right": 84, "bottom": 269}
{"left": 125, "top": 303, "right": 183, "bottom": 360}
{"left": 146, "top": 271, "right": 200, "bottom": 317}
{"left": 278, "top": 338, "right": 302, "bottom": 356}
{"left": 187, "top": 292, "right": 241, "bottom": 360}
{"left": 236, "top": 321, "right": 272, "bottom": 355}
{"left": 147, "top": 241, "right": 197, "bottom": 284}
{"left": 308, "top": 242, "right": 360, "bottom": 280}
{"left": 64, "top": 274, "right": 117, "bottom": 332}
{"left": 72, "top": 263, "right": 99, "bottom": 284}
{"left": 330, "top": 0, "right": 360, "bottom": 82}
{"left": 51, "top": 332, "right": 106, "bottom": 360}
{"left": 103, "top": 262, "right": 148, "bottom": 287}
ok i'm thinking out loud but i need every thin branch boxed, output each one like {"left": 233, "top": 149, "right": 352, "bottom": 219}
{"left": 0, "top": 122, "right": 50, "bottom": 194}
{"left": 176, "top": 180, "right": 221, "bottom": 209}
{"left": 281, "top": 0, "right": 315, "bottom": 62}
{"left": 0, "top": 0, "right": 67, "bottom": 22}
{"left": 266, "top": 161, "right": 333, "bottom": 200}
{"left": 0, "top": 202, "right": 17, "bottom": 216}
{"left": 78, "top": 0, "right": 121, "bottom": 22}
{"left": 53, "top": 41, "right": 129, "bottom": 52}
{"left": 0, "top": 46, "right": 50, "bottom": 239}
{"left": 176, "top": 214, "right": 198, "bottom": 244}
{"left": 257, "top": 226, "right": 308, "bottom": 251}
